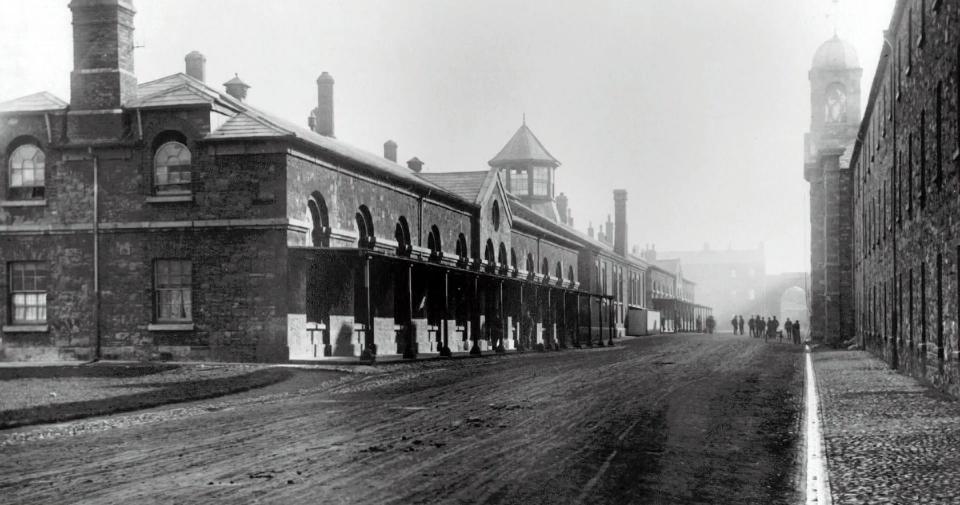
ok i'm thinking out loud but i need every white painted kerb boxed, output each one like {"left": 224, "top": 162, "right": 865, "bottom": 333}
{"left": 805, "top": 346, "right": 831, "bottom": 505}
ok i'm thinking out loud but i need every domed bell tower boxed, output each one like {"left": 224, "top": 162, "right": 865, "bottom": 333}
{"left": 804, "top": 34, "right": 862, "bottom": 345}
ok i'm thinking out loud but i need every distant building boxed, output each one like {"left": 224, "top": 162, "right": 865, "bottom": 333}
{"left": 648, "top": 245, "right": 766, "bottom": 325}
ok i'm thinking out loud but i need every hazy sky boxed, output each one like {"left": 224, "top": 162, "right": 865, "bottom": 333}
{"left": 0, "top": 0, "right": 896, "bottom": 273}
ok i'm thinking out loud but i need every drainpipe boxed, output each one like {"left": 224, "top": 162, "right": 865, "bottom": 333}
{"left": 91, "top": 147, "right": 101, "bottom": 361}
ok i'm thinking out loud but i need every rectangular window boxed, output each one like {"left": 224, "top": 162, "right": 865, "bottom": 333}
{"left": 509, "top": 169, "right": 527, "bottom": 195}
{"left": 920, "top": 110, "right": 926, "bottom": 209}
{"left": 532, "top": 168, "right": 549, "bottom": 196}
{"left": 936, "top": 82, "right": 942, "bottom": 187}
{"left": 154, "top": 259, "right": 192, "bottom": 322}
{"left": 908, "top": 134, "right": 914, "bottom": 219}
{"left": 9, "top": 262, "right": 47, "bottom": 324}
{"left": 921, "top": 262, "right": 927, "bottom": 346}
{"left": 909, "top": 268, "right": 915, "bottom": 346}
{"left": 937, "top": 253, "right": 943, "bottom": 360}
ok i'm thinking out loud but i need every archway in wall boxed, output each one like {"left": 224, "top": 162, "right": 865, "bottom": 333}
{"left": 780, "top": 286, "right": 809, "bottom": 334}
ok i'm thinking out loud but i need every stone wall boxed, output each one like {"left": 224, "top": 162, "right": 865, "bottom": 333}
{"left": 853, "top": 0, "right": 960, "bottom": 395}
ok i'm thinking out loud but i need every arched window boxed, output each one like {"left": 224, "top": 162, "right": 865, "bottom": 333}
{"left": 307, "top": 192, "right": 330, "bottom": 247}
{"left": 7, "top": 142, "right": 45, "bottom": 200}
{"left": 568, "top": 265, "right": 575, "bottom": 283}
{"left": 555, "top": 261, "right": 562, "bottom": 280}
{"left": 427, "top": 225, "right": 442, "bottom": 261}
{"left": 498, "top": 243, "right": 508, "bottom": 272}
{"left": 356, "top": 205, "right": 375, "bottom": 249}
{"left": 526, "top": 253, "right": 535, "bottom": 274}
{"left": 394, "top": 216, "right": 411, "bottom": 256}
{"left": 510, "top": 248, "right": 518, "bottom": 274}
{"left": 484, "top": 240, "right": 496, "bottom": 271}
{"left": 455, "top": 233, "right": 468, "bottom": 265}
{"left": 492, "top": 200, "right": 501, "bottom": 231}
{"left": 542, "top": 257, "right": 550, "bottom": 278}
{"left": 153, "top": 133, "right": 192, "bottom": 194}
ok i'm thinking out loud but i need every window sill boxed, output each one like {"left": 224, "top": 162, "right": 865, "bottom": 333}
{"left": 148, "top": 323, "right": 195, "bottom": 332}
{"left": 146, "top": 194, "right": 193, "bottom": 204}
{"left": 2, "top": 324, "right": 49, "bottom": 333}
{"left": 0, "top": 199, "right": 46, "bottom": 208}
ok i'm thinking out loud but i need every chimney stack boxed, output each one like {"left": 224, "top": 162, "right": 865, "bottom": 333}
{"left": 604, "top": 214, "right": 614, "bottom": 245}
{"left": 556, "top": 192, "right": 568, "bottom": 224}
{"left": 567, "top": 209, "right": 574, "bottom": 227}
{"left": 384, "top": 140, "right": 398, "bottom": 162}
{"left": 224, "top": 74, "right": 250, "bottom": 101}
{"left": 185, "top": 51, "right": 206, "bottom": 82}
{"left": 407, "top": 157, "right": 424, "bottom": 173}
{"left": 587, "top": 222, "right": 594, "bottom": 239}
{"left": 311, "top": 72, "right": 335, "bottom": 137}
{"left": 67, "top": 0, "right": 137, "bottom": 140}
{"left": 613, "top": 189, "right": 628, "bottom": 256}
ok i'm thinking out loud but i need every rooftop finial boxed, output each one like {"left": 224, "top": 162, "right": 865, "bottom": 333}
{"left": 522, "top": 112, "right": 526, "bottom": 126}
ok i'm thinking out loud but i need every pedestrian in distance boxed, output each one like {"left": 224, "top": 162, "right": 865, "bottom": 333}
{"left": 774, "top": 317, "right": 781, "bottom": 343}
{"left": 738, "top": 315, "right": 744, "bottom": 336}
{"left": 793, "top": 320, "right": 801, "bottom": 344}
{"left": 747, "top": 317, "right": 755, "bottom": 338}
{"left": 765, "top": 317, "right": 774, "bottom": 342}
{"left": 784, "top": 318, "right": 792, "bottom": 344}
{"left": 731, "top": 316, "right": 738, "bottom": 335}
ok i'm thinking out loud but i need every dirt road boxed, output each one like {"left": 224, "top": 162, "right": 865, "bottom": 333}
{"left": 0, "top": 334, "right": 803, "bottom": 505}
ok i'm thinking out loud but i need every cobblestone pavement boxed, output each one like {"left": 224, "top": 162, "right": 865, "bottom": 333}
{"left": 813, "top": 350, "right": 960, "bottom": 504}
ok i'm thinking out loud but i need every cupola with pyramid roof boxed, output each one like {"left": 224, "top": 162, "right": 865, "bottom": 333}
{"left": 489, "top": 120, "right": 560, "bottom": 204}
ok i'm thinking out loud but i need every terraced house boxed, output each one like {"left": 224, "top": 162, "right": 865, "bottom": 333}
{"left": 847, "top": 0, "right": 960, "bottom": 394}
{"left": 0, "top": 0, "right": 708, "bottom": 363}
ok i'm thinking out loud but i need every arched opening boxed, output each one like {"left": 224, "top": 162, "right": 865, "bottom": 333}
{"left": 555, "top": 261, "right": 563, "bottom": 282}
{"left": 568, "top": 265, "right": 575, "bottom": 283}
{"left": 780, "top": 286, "right": 808, "bottom": 331}
{"left": 6, "top": 137, "right": 46, "bottom": 200}
{"left": 356, "top": 205, "right": 375, "bottom": 249}
{"left": 492, "top": 200, "right": 501, "bottom": 231}
{"left": 307, "top": 192, "right": 330, "bottom": 247}
{"left": 455, "top": 233, "right": 468, "bottom": 265}
{"left": 152, "top": 130, "right": 191, "bottom": 195}
{"left": 394, "top": 216, "right": 411, "bottom": 256}
{"left": 510, "top": 248, "right": 518, "bottom": 274}
{"left": 498, "top": 243, "right": 508, "bottom": 273}
{"left": 484, "top": 240, "right": 496, "bottom": 272}
{"left": 542, "top": 257, "right": 550, "bottom": 279}
{"left": 526, "top": 253, "right": 535, "bottom": 276}
{"left": 427, "top": 225, "right": 442, "bottom": 261}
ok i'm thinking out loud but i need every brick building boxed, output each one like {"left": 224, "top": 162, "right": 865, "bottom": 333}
{"left": 0, "top": 0, "right": 709, "bottom": 363}
{"left": 849, "top": 0, "right": 960, "bottom": 394}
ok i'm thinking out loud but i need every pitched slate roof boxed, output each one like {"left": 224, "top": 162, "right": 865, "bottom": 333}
{"left": 0, "top": 91, "right": 68, "bottom": 113}
{"left": 417, "top": 171, "right": 490, "bottom": 202}
{"left": 129, "top": 73, "right": 460, "bottom": 198}
{"left": 488, "top": 123, "right": 560, "bottom": 167}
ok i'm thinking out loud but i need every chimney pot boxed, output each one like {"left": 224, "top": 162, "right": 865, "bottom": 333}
{"left": 555, "top": 192, "right": 568, "bottom": 224}
{"left": 407, "top": 157, "right": 424, "bottom": 173}
{"left": 185, "top": 51, "right": 206, "bottom": 82}
{"left": 384, "top": 140, "right": 398, "bottom": 162}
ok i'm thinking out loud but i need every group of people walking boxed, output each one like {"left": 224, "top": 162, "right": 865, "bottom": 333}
{"left": 730, "top": 315, "right": 803, "bottom": 344}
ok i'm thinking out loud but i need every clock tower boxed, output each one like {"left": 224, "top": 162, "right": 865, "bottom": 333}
{"left": 804, "top": 34, "right": 862, "bottom": 345}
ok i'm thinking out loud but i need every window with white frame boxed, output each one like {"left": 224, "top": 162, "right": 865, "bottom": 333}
{"left": 155, "top": 259, "right": 192, "bottom": 322}
{"left": 532, "top": 167, "right": 549, "bottom": 196}
{"left": 510, "top": 169, "right": 527, "bottom": 195}
{"left": 9, "top": 262, "right": 47, "bottom": 324}
{"left": 8, "top": 143, "right": 45, "bottom": 200}
{"left": 153, "top": 141, "right": 192, "bottom": 194}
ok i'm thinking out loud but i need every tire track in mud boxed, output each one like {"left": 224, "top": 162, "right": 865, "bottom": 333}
{"left": 0, "top": 335, "right": 801, "bottom": 505}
